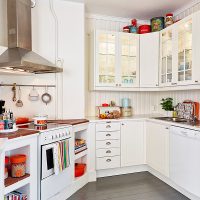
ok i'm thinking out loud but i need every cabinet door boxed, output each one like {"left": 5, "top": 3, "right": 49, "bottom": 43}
{"left": 140, "top": 32, "right": 159, "bottom": 88}
{"left": 176, "top": 17, "right": 193, "bottom": 85}
{"left": 160, "top": 28, "right": 175, "bottom": 86}
{"left": 119, "top": 33, "right": 139, "bottom": 88}
{"left": 121, "top": 121, "right": 145, "bottom": 167}
{"left": 95, "top": 30, "right": 118, "bottom": 87}
{"left": 146, "top": 122, "right": 169, "bottom": 177}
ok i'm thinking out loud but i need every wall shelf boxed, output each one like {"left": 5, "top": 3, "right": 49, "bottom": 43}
{"left": 4, "top": 174, "right": 30, "bottom": 195}
{"left": 75, "top": 149, "right": 87, "bottom": 160}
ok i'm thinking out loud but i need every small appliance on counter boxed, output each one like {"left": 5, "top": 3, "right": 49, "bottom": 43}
{"left": 121, "top": 98, "right": 133, "bottom": 117}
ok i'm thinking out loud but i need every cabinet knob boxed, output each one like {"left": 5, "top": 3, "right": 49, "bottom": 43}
{"left": 106, "top": 142, "right": 111, "bottom": 145}
{"left": 171, "top": 83, "right": 177, "bottom": 85}
{"left": 156, "top": 84, "right": 159, "bottom": 87}
{"left": 106, "top": 125, "right": 111, "bottom": 128}
{"left": 116, "top": 84, "right": 119, "bottom": 86}
{"left": 121, "top": 123, "right": 124, "bottom": 126}
{"left": 195, "top": 80, "right": 199, "bottom": 83}
{"left": 106, "top": 150, "right": 111, "bottom": 154}
{"left": 106, "top": 133, "right": 111, "bottom": 137}
{"left": 165, "top": 127, "right": 169, "bottom": 130}
{"left": 119, "top": 84, "right": 122, "bottom": 87}
{"left": 106, "top": 159, "right": 111, "bottom": 162}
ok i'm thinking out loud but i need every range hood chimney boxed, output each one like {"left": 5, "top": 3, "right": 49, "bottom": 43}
{"left": 0, "top": 0, "right": 63, "bottom": 74}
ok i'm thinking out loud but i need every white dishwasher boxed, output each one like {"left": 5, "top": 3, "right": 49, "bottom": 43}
{"left": 170, "top": 126, "right": 200, "bottom": 197}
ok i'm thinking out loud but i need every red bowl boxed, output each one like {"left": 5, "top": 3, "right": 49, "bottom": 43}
{"left": 75, "top": 164, "right": 86, "bottom": 177}
{"left": 138, "top": 25, "right": 151, "bottom": 34}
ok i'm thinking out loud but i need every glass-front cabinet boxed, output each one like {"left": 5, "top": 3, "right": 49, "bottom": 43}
{"left": 160, "top": 28, "right": 173, "bottom": 86}
{"left": 92, "top": 30, "right": 139, "bottom": 90}
{"left": 96, "top": 31, "right": 117, "bottom": 87}
{"left": 119, "top": 33, "right": 139, "bottom": 87}
{"left": 177, "top": 19, "right": 193, "bottom": 83}
{"left": 159, "top": 12, "right": 200, "bottom": 87}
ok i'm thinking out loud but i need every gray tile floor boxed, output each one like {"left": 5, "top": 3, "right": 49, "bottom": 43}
{"left": 68, "top": 172, "right": 190, "bottom": 200}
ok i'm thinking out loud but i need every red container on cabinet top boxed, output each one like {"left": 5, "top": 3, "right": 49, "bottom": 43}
{"left": 138, "top": 25, "right": 151, "bottom": 34}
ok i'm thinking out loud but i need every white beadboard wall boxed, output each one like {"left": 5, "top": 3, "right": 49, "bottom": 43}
{"left": 85, "top": 11, "right": 200, "bottom": 117}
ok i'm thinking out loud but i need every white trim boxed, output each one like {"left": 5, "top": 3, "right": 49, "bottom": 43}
{"left": 96, "top": 165, "right": 148, "bottom": 178}
{"left": 174, "top": 0, "right": 200, "bottom": 17}
{"left": 86, "top": 13, "right": 149, "bottom": 24}
{"left": 148, "top": 167, "right": 200, "bottom": 200}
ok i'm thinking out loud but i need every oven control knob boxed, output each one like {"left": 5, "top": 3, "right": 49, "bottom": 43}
{"left": 51, "top": 135, "right": 54, "bottom": 140}
{"left": 57, "top": 133, "right": 60, "bottom": 138}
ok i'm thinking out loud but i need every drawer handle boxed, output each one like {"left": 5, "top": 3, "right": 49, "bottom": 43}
{"left": 106, "top": 159, "right": 111, "bottom": 162}
{"left": 106, "top": 142, "right": 111, "bottom": 145}
{"left": 106, "top": 134, "right": 111, "bottom": 137}
{"left": 106, "top": 150, "right": 111, "bottom": 154}
{"left": 106, "top": 125, "right": 111, "bottom": 128}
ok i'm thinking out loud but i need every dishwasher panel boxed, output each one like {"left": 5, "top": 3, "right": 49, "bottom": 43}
{"left": 170, "top": 126, "right": 200, "bottom": 197}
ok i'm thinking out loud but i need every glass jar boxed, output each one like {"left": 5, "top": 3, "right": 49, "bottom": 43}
{"left": 165, "top": 13, "right": 174, "bottom": 27}
{"left": 10, "top": 155, "right": 26, "bottom": 178}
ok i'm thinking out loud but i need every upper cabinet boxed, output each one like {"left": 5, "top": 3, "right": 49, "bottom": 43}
{"left": 90, "top": 30, "right": 139, "bottom": 91}
{"left": 160, "top": 27, "right": 175, "bottom": 86}
{"left": 160, "top": 11, "right": 200, "bottom": 87}
{"left": 177, "top": 17, "right": 193, "bottom": 85}
{"left": 140, "top": 32, "right": 160, "bottom": 88}
{"left": 95, "top": 31, "right": 117, "bottom": 87}
{"left": 119, "top": 33, "right": 140, "bottom": 88}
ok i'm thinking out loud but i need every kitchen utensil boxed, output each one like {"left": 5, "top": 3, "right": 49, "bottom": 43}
{"left": 16, "top": 117, "right": 29, "bottom": 125}
{"left": 121, "top": 107, "right": 132, "bottom": 117}
{"left": 12, "top": 83, "right": 17, "bottom": 102}
{"left": 29, "top": 86, "right": 39, "bottom": 101}
{"left": 138, "top": 25, "right": 151, "bottom": 34}
{"left": 41, "top": 87, "right": 52, "bottom": 105}
{"left": 151, "top": 17, "right": 165, "bottom": 32}
{"left": 16, "top": 87, "right": 23, "bottom": 107}
{"left": 121, "top": 98, "right": 131, "bottom": 108}
{"left": 33, "top": 114, "right": 48, "bottom": 126}
{"left": 165, "top": 13, "right": 174, "bottom": 27}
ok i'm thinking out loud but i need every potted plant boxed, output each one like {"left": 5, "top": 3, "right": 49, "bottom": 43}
{"left": 160, "top": 98, "right": 174, "bottom": 117}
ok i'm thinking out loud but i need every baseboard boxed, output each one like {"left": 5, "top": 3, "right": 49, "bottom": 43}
{"left": 148, "top": 167, "right": 200, "bottom": 200}
{"left": 97, "top": 165, "right": 148, "bottom": 178}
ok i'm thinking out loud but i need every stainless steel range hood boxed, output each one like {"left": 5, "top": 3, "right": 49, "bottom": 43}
{"left": 0, "top": 0, "right": 63, "bottom": 74}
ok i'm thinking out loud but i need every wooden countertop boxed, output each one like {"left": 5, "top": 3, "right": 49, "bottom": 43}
{"left": 47, "top": 119, "right": 89, "bottom": 126}
{"left": 0, "top": 129, "right": 39, "bottom": 139}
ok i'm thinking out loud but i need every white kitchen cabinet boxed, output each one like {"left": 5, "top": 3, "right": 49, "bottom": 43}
{"left": 146, "top": 122, "right": 169, "bottom": 177}
{"left": 175, "top": 12, "right": 200, "bottom": 85}
{"left": 90, "top": 30, "right": 139, "bottom": 91}
{"left": 160, "top": 26, "right": 176, "bottom": 86}
{"left": 119, "top": 33, "right": 140, "bottom": 88}
{"left": 96, "top": 122, "right": 121, "bottom": 170}
{"left": 159, "top": 11, "right": 200, "bottom": 87}
{"left": 140, "top": 32, "right": 159, "bottom": 88}
{"left": 121, "top": 121, "right": 145, "bottom": 167}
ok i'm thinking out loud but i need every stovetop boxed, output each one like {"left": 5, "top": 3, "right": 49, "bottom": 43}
{"left": 17, "top": 122, "right": 71, "bottom": 132}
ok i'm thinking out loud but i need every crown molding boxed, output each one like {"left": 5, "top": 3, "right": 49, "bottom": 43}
{"left": 174, "top": 0, "right": 200, "bottom": 17}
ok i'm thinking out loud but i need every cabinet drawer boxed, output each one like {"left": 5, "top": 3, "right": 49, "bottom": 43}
{"left": 96, "top": 156, "right": 120, "bottom": 170}
{"left": 96, "top": 148, "right": 120, "bottom": 158}
{"left": 96, "top": 131, "right": 120, "bottom": 141}
{"left": 96, "top": 140, "right": 120, "bottom": 149}
{"left": 96, "top": 123, "right": 120, "bottom": 132}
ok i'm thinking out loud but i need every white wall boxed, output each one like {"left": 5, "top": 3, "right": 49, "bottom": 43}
{"left": 0, "top": 0, "right": 85, "bottom": 119}
{"left": 85, "top": 13, "right": 200, "bottom": 117}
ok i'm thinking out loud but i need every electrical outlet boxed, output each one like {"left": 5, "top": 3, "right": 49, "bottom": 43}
{"left": 151, "top": 105, "right": 157, "bottom": 112}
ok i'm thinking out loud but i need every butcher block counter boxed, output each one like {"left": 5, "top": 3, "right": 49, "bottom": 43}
{"left": 47, "top": 119, "right": 89, "bottom": 126}
{"left": 0, "top": 129, "right": 39, "bottom": 139}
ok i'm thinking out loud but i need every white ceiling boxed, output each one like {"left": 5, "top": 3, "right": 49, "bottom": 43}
{"left": 85, "top": 0, "right": 192, "bottom": 19}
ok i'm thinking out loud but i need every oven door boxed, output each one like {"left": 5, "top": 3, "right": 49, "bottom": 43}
{"left": 41, "top": 143, "right": 55, "bottom": 180}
